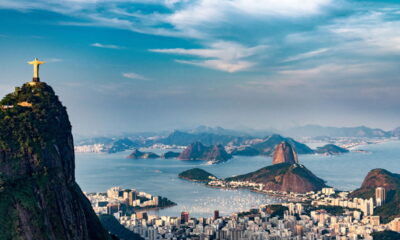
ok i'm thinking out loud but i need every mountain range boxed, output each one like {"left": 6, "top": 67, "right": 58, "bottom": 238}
{"left": 284, "top": 125, "right": 394, "bottom": 138}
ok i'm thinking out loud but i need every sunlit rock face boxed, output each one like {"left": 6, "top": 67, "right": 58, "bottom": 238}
{"left": 272, "top": 141, "right": 298, "bottom": 165}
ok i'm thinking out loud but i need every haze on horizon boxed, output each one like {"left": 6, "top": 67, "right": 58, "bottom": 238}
{"left": 0, "top": 0, "right": 399, "bottom": 136}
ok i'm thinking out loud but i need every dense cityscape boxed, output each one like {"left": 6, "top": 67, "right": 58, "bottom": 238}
{"left": 1, "top": 0, "right": 400, "bottom": 239}
{"left": 88, "top": 186, "right": 400, "bottom": 240}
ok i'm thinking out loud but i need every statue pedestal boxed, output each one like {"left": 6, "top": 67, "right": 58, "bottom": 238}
{"left": 28, "top": 81, "right": 40, "bottom": 86}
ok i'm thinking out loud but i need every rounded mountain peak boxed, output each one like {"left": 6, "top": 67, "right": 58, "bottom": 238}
{"left": 272, "top": 141, "right": 298, "bottom": 165}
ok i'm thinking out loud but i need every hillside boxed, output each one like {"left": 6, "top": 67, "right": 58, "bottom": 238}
{"left": 178, "top": 142, "right": 232, "bottom": 163}
{"left": 0, "top": 82, "right": 111, "bottom": 239}
{"left": 127, "top": 149, "right": 160, "bottom": 159}
{"left": 285, "top": 125, "right": 391, "bottom": 138}
{"left": 230, "top": 146, "right": 260, "bottom": 156}
{"left": 178, "top": 168, "right": 217, "bottom": 182}
{"left": 392, "top": 127, "right": 400, "bottom": 138}
{"left": 161, "top": 151, "right": 180, "bottom": 159}
{"left": 251, "top": 134, "right": 314, "bottom": 155}
{"left": 350, "top": 169, "right": 400, "bottom": 223}
{"left": 315, "top": 144, "right": 349, "bottom": 155}
{"left": 160, "top": 130, "right": 252, "bottom": 146}
{"left": 226, "top": 163, "right": 327, "bottom": 193}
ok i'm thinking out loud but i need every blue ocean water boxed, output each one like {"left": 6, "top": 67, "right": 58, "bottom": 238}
{"left": 75, "top": 141, "right": 400, "bottom": 217}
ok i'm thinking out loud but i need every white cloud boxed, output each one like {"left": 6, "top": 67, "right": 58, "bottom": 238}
{"left": 122, "top": 72, "right": 146, "bottom": 80}
{"left": 282, "top": 48, "right": 329, "bottom": 62}
{"left": 176, "top": 59, "right": 254, "bottom": 73}
{"left": 91, "top": 42, "right": 124, "bottom": 49}
{"left": 0, "top": 0, "right": 333, "bottom": 39}
{"left": 327, "top": 10, "right": 400, "bottom": 53}
{"left": 150, "top": 41, "right": 267, "bottom": 72}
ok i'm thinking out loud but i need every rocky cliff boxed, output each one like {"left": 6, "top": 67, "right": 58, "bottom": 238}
{"left": 226, "top": 163, "right": 327, "bottom": 193}
{"left": 178, "top": 142, "right": 232, "bottom": 163}
{"left": 0, "top": 82, "right": 111, "bottom": 240}
{"left": 272, "top": 141, "right": 298, "bottom": 165}
{"left": 350, "top": 169, "right": 400, "bottom": 223}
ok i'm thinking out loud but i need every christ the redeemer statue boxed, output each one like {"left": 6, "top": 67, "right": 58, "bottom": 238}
{"left": 28, "top": 58, "right": 45, "bottom": 82}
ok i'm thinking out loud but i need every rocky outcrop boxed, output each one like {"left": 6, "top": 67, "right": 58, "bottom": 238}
{"left": 178, "top": 142, "right": 232, "bottom": 163}
{"left": 226, "top": 163, "right": 327, "bottom": 193}
{"left": 350, "top": 169, "right": 400, "bottom": 223}
{"left": 161, "top": 151, "right": 180, "bottom": 159}
{"left": 314, "top": 144, "right": 349, "bottom": 155}
{"left": 127, "top": 149, "right": 159, "bottom": 159}
{"left": 0, "top": 82, "right": 111, "bottom": 239}
{"left": 272, "top": 141, "right": 298, "bottom": 165}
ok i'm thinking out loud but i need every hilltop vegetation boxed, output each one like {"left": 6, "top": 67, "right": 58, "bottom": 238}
{"left": 178, "top": 168, "right": 217, "bottom": 182}
{"left": 351, "top": 169, "right": 400, "bottom": 223}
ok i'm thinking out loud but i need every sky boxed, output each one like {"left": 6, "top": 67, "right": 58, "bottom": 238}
{"left": 0, "top": 0, "right": 399, "bottom": 136}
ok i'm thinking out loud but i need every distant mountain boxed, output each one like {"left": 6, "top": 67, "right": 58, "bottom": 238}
{"left": 230, "top": 146, "right": 260, "bottom": 156}
{"left": 161, "top": 151, "right": 180, "bottom": 159}
{"left": 184, "top": 125, "right": 277, "bottom": 138}
{"left": 251, "top": 134, "right": 314, "bottom": 155}
{"left": 188, "top": 126, "right": 250, "bottom": 137}
{"left": 272, "top": 141, "right": 299, "bottom": 165}
{"left": 226, "top": 163, "right": 327, "bottom": 193}
{"left": 350, "top": 169, "right": 400, "bottom": 223}
{"left": 178, "top": 142, "right": 232, "bottom": 164}
{"left": 127, "top": 149, "right": 160, "bottom": 159}
{"left": 160, "top": 130, "right": 252, "bottom": 146}
{"left": 178, "top": 168, "right": 217, "bottom": 182}
{"left": 315, "top": 144, "right": 349, "bottom": 155}
{"left": 392, "top": 127, "right": 400, "bottom": 138}
{"left": 285, "top": 125, "right": 391, "bottom": 138}
{"left": 106, "top": 138, "right": 138, "bottom": 153}
{"left": 76, "top": 137, "right": 115, "bottom": 146}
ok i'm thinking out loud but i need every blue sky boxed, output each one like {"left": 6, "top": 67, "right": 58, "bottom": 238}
{"left": 0, "top": 0, "right": 399, "bottom": 136}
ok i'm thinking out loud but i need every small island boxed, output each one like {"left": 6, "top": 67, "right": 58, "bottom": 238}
{"left": 315, "top": 144, "right": 349, "bottom": 155}
{"left": 178, "top": 168, "right": 218, "bottom": 182}
{"left": 161, "top": 151, "right": 180, "bottom": 159}
{"left": 127, "top": 149, "right": 160, "bottom": 159}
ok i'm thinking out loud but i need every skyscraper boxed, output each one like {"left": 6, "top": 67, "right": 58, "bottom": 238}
{"left": 181, "top": 211, "right": 189, "bottom": 224}
{"left": 375, "top": 187, "right": 386, "bottom": 206}
{"left": 214, "top": 210, "right": 220, "bottom": 220}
